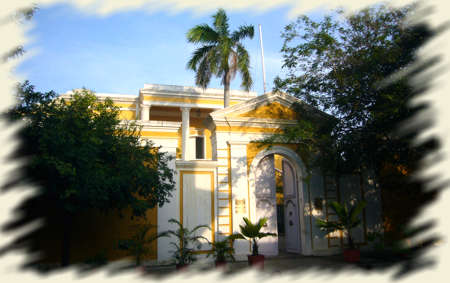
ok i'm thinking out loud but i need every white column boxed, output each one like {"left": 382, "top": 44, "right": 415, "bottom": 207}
{"left": 228, "top": 141, "right": 250, "bottom": 256}
{"left": 156, "top": 140, "right": 178, "bottom": 263}
{"left": 181, "top": 107, "right": 190, "bottom": 160}
{"left": 140, "top": 104, "right": 150, "bottom": 121}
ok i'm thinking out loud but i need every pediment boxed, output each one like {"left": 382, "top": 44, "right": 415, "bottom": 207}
{"left": 210, "top": 92, "right": 311, "bottom": 121}
{"left": 232, "top": 101, "right": 298, "bottom": 120}
{"left": 208, "top": 92, "right": 334, "bottom": 131}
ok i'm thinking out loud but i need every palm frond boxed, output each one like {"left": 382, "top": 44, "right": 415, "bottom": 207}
{"left": 187, "top": 24, "right": 219, "bottom": 44}
{"left": 190, "top": 235, "right": 210, "bottom": 244}
{"left": 237, "top": 44, "right": 252, "bottom": 90}
{"left": 257, "top": 217, "right": 268, "bottom": 230}
{"left": 170, "top": 242, "right": 180, "bottom": 250}
{"left": 166, "top": 230, "right": 179, "bottom": 238}
{"left": 145, "top": 231, "right": 169, "bottom": 243}
{"left": 329, "top": 201, "right": 346, "bottom": 219}
{"left": 242, "top": 217, "right": 253, "bottom": 228}
{"left": 219, "top": 37, "right": 232, "bottom": 71}
{"left": 316, "top": 218, "right": 342, "bottom": 232}
{"left": 231, "top": 25, "right": 254, "bottom": 41}
{"left": 207, "top": 47, "right": 220, "bottom": 75}
{"left": 213, "top": 8, "right": 229, "bottom": 36}
{"left": 168, "top": 218, "right": 182, "bottom": 227}
{"left": 258, "top": 232, "right": 277, "bottom": 239}
{"left": 228, "top": 233, "right": 245, "bottom": 241}
{"left": 350, "top": 200, "right": 366, "bottom": 223}
{"left": 190, "top": 224, "right": 211, "bottom": 234}
{"left": 187, "top": 45, "right": 215, "bottom": 71}
{"left": 196, "top": 57, "right": 213, "bottom": 88}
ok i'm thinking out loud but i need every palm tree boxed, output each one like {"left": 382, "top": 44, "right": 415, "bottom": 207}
{"left": 186, "top": 8, "right": 254, "bottom": 108}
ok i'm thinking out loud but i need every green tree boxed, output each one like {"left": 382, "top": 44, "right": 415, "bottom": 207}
{"left": 273, "top": 3, "right": 440, "bottom": 249}
{"left": 186, "top": 8, "right": 254, "bottom": 107}
{"left": 4, "top": 82, "right": 175, "bottom": 267}
{"left": 274, "top": 4, "right": 436, "bottom": 175}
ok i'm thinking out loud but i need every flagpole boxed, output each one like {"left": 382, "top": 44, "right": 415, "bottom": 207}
{"left": 258, "top": 24, "right": 267, "bottom": 94}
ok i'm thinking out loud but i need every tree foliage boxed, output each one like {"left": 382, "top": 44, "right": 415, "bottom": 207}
{"left": 7, "top": 81, "right": 175, "bottom": 215}
{"left": 274, "top": 3, "right": 441, "bottom": 251}
{"left": 274, "top": 4, "right": 437, "bottom": 175}
{"left": 186, "top": 8, "right": 254, "bottom": 107}
{"left": 4, "top": 81, "right": 175, "bottom": 266}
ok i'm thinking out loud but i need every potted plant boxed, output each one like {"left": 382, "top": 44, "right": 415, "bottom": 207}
{"left": 166, "top": 218, "right": 210, "bottom": 270}
{"left": 316, "top": 200, "right": 367, "bottom": 262}
{"left": 229, "top": 217, "right": 276, "bottom": 268}
{"left": 207, "top": 238, "right": 235, "bottom": 268}
{"left": 117, "top": 223, "right": 168, "bottom": 269}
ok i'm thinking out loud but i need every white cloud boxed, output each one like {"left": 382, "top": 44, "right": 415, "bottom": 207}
{"left": 32, "top": 0, "right": 419, "bottom": 18}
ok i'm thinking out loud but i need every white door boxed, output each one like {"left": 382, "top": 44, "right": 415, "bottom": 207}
{"left": 283, "top": 159, "right": 301, "bottom": 253}
{"left": 254, "top": 155, "right": 278, "bottom": 256}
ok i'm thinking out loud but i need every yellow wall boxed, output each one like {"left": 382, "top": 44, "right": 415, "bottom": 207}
{"left": 71, "top": 207, "right": 158, "bottom": 262}
{"left": 114, "top": 102, "right": 137, "bottom": 120}
{"left": 36, "top": 207, "right": 158, "bottom": 264}
{"left": 119, "top": 110, "right": 136, "bottom": 120}
{"left": 216, "top": 126, "right": 283, "bottom": 134}
{"left": 140, "top": 131, "right": 179, "bottom": 139}
{"left": 233, "top": 102, "right": 299, "bottom": 120}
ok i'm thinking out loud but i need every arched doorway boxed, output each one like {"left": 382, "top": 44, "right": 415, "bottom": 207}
{"left": 248, "top": 146, "right": 311, "bottom": 256}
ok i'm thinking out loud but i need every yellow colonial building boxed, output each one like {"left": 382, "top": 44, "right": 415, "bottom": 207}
{"left": 61, "top": 84, "right": 382, "bottom": 264}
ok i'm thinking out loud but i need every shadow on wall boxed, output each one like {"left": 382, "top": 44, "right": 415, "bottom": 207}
{"left": 0, "top": 184, "right": 160, "bottom": 272}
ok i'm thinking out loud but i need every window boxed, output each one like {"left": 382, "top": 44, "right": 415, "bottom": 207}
{"left": 195, "top": 136, "right": 205, "bottom": 159}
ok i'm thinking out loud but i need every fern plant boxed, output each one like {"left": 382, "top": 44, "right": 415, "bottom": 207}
{"left": 166, "top": 218, "right": 211, "bottom": 266}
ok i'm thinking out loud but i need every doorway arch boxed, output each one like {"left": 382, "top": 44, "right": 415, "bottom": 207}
{"left": 248, "top": 146, "right": 312, "bottom": 256}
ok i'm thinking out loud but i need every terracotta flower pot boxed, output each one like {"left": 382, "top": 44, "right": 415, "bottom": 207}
{"left": 343, "top": 249, "right": 360, "bottom": 262}
{"left": 215, "top": 260, "right": 227, "bottom": 268}
{"left": 248, "top": 255, "right": 264, "bottom": 269}
{"left": 136, "top": 265, "right": 146, "bottom": 273}
{"left": 176, "top": 264, "right": 188, "bottom": 271}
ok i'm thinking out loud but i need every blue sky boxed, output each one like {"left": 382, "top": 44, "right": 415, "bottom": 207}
{"left": 16, "top": 3, "right": 316, "bottom": 96}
